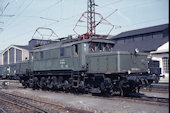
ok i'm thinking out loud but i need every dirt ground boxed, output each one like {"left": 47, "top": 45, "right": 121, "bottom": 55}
{"left": 0, "top": 87, "right": 168, "bottom": 113}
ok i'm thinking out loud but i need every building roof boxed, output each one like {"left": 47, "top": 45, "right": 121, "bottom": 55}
{"left": 151, "top": 42, "right": 169, "bottom": 54}
{"left": 157, "top": 42, "right": 169, "bottom": 51}
{"left": 113, "top": 36, "right": 169, "bottom": 53}
{"left": 14, "top": 45, "right": 33, "bottom": 50}
{"left": 111, "top": 24, "right": 169, "bottom": 39}
{"left": 0, "top": 45, "right": 31, "bottom": 55}
{"left": 110, "top": 24, "right": 169, "bottom": 52}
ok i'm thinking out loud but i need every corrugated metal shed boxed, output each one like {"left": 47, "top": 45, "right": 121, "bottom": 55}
{"left": 111, "top": 24, "right": 169, "bottom": 52}
{"left": 111, "top": 24, "right": 169, "bottom": 39}
{"left": 113, "top": 36, "right": 168, "bottom": 52}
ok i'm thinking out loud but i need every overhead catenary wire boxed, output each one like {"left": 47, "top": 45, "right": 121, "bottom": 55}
{"left": 4, "top": 0, "right": 34, "bottom": 28}
{"left": 2, "top": 0, "right": 62, "bottom": 33}
{"left": 0, "top": 0, "right": 167, "bottom": 42}
{"left": 0, "top": 0, "right": 27, "bottom": 28}
{"left": 41, "top": 0, "right": 162, "bottom": 28}
{"left": 12, "top": 16, "right": 168, "bottom": 42}
{"left": 40, "top": 17, "right": 59, "bottom": 22}
{"left": 1, "top": 0, "right": 158, "bottom": 32}
{"left": 0, "top": 2, "right": 9, "bottom": 15}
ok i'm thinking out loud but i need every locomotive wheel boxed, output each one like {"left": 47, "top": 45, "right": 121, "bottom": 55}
{"left": 79, "top": 81, "right": 86, "bottom": 94}
{"left": 22, "top": 80, "right": 28, "bottom": 88}
{"left": 33, "top": 77, "right": 39, "bottom": 90}
{"left": 46, "top": 77, "right": 51, "bottom": 89}
{"left": 49, "top": 80, "right": 55, "bottom": 90}
{"left": 63, "top": 80, "right": 70, "bottom": 92}
{"left": 40, "top": 77, "right": 46, "bottom": 90}
{"left": 100, "top": 82, "right": 105, "bottom": 92}
{"left": 120, "top": 87, "right": 130, "bottom": 96}
{"left": 120, "top": 88, "right": 126, "bottom": 96}
{"left": 100, "top": 82, "right": 112, "bottom": 96}
{"left": 100, "top": 78, "right": 112, "bottom": 96}
{"left": 51, "top": 76, "right": 58, "bottom": 90}
{"left": 29, "top": 79, "right": 34, "bottom": 88}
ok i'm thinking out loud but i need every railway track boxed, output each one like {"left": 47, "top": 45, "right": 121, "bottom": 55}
{"left": 141, "top": 83, "right": 169, "bottom": 93}
{"left": 0, "top": 80, "right": 168, "bottom": 107}
{"left": 0, "top": 91, "right": 92, "bottom": 113}
{"left": 0, "top": 91, "right": 49, "bottom": 113}
{"left": 94, "top": 93, "right": 169, "bottom": 106}
{"left": 120, "top": 95, "right": 168, "bottom": 106}
{"left": 0, "top": 107, "right": 7, "bottom": 113}
{"left": 140, "top": 89, "right": 169, "bottom": 93}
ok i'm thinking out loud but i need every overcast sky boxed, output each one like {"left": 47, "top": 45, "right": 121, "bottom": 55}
{"left": 0, "top": 0, "right": 169, "bottom": 51}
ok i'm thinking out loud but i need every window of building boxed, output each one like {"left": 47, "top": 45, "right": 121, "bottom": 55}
{"left": 16, "top": 49, "right": 22, "bottom": 62}
{"left": 3, "top": 51, "right": 8, "bottom": 65}
{"left": 30, "top": 52, "right": 34, "bottom": 61}
{"left": 9, "top": 48, "right": 14, "bottom": 64}
{"left": 162, "top": 57, "right": 169, "bottom": 73}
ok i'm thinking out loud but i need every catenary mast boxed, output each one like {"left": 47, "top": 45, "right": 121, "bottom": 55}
{"left": 87, "top": 0, "right": 96, "bottom": 38}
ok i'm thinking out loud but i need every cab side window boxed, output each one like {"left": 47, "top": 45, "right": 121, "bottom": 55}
{"left": 60, "top": 48, "right": 65, "bottom": 57}
{"left": 74, "top": 45, "right": 78, "bottom": 56}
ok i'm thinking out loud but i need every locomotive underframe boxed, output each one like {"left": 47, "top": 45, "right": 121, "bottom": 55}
{"left": 19, "top": 70, "right": 153, "bottom": 96}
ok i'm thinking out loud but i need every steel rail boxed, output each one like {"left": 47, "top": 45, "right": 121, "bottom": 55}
{"left": 0, "top": 107, "right": 7, "bottom": 113}
{"left": 0, "top": 98, "right": 37, "bottom": 111}
{"left": 100, "top": 95, "right": 169, "bottom": 106}
{"left": 1, "top": 91, "right": 92, "bottom": 113}
{"left": 68, "top": 92, "right": 169, "bottom": 106}
{"left": 4, "top": 89, "right": 168, "bottom": 106}
{"left": 2, "top": 92, "right": 66, "bottom": 109}
{"left": 0, "top": 92, "right": 49, "bottom": 113}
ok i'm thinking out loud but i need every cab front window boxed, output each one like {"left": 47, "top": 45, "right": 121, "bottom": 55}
{"left": 89, "top": 42, "right": 114, "bottom": 53}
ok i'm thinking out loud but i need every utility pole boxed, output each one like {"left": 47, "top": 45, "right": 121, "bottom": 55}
{"left": 87, "top": 0, "right": 96, "bottom": 38}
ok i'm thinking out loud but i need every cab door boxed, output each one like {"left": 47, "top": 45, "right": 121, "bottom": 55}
{"left": 72, "top": 44, "right": 80, "bottom": 71}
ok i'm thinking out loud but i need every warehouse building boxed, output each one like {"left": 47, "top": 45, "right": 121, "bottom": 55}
{"left": 0, "top": 45, "right": 30, "bottom": 65}
{"left": 0, "top": 39, "right": 56, "bottom": 65}
{"left": 111, "top": 24, "right": 169, "bottom": 83}
{"left": 150, "top": 42, "right": 169, "bottom": 82}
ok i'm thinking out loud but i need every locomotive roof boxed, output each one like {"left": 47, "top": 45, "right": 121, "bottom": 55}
{"left": 31, "top": 38, "right": 115, "bottom": 52}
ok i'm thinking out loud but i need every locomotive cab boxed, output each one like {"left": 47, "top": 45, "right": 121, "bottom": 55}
{"left": 83, "top": 39, "right": 148, "bottom": 74}
{"left": 71, "top": 39, "right": 115, "bottom": 71}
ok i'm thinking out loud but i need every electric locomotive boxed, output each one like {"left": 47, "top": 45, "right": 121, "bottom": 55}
{"left": 17, "top": 38, "right": 154, "bottom": 96}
